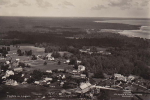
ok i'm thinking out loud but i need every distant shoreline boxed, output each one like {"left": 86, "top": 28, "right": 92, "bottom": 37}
{"left": 94, "top": 20, "right": 150, "bottom": 39}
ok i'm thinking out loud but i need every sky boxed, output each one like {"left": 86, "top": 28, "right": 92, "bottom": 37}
{"left": 0, "top": 0, "right": 150, "bottom": 18}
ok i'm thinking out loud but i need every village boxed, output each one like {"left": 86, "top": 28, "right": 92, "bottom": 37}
{"left": 0, "top": 45, "right": 150, "bottom": 100}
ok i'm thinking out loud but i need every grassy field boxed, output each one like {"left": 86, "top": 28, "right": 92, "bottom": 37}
{"left": 5, "top": 45, "right": 74, "bottom": 73}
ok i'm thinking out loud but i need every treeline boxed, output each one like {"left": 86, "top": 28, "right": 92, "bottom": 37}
{"left": 3, "top": 31, "right": 149, "bottom": 49}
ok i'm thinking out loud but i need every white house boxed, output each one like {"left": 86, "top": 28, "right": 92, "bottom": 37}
{"left": 46, "top": 70, "right": 52, "bottom": 73}
{"left": 72, "top": 70, "right": 78, "bottom": 74}
{"left": 14, "top": 67, "right": 23, "bottom": 72}
{"left": 75, "top": 82, "right": 92, "bottom": 93}
{"left": 62, "top": 75, "right": 66, "bottom": 79}
{"left": 46, "top": 53, "right": 55, "bottom": 60}
{"left": 44, "top": 77, "right": 53, "bottom": 82}
{"left": 16, "top": 59, "right": 20, "bottom": 62}
{"left": 78, "top": 65, "right": 85, "bottom": 72}
{"left": 77, "top": 60, "right": 82, "bottom": 64}
{"left": 128, "top": 75, "right": 135, "bottom": 81}
{"left": 80, "top": 74, "right": 86, "bottom": 78}
{"left": 6, "top": 61, "right": 10, "bottom": 64}
{"left": 34, "top": 81, "right": 40, "bottom": 85}
{"left": 48, "top": 57, "right": 55, "bottom": 61}
{"left": 5, "top": 70, "right": 14, "bottom": 77}
{"left": 114, "top": 73, "right": 127, "bottom": 82}
{"left": 64, "top": 60, "right": 70, "bottom": 64}
{"left": 5, "top": 79, "right": 18, "bottom": 86}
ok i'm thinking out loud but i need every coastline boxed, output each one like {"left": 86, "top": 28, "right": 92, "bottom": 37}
{"left": 118, "top": 26, "right": 150, "bottom": 39}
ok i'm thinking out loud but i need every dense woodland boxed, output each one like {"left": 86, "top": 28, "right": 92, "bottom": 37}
{"left": 0, "top": 30, "right": 150, "bottom": 80}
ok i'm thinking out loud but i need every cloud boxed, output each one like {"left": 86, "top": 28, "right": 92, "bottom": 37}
{"left": 0, "top": 0, "right": 10, "bottom": 5}
{"left": 18, "top": 0, "right": 31, "bottom": 6}
{"left": 9, "top": 3, "right": 18, "bottom": 7}
{"left": 109, "top": 0, "right": 132, "bottom": 10}
{"left": 91, "top": 5, "right": 107, "bottom": 10}
{"left": 141, "top": 0, "right": 150, "bottom": 6}
{"left": 36, "top": 0, "right": 52, "bottom": 8}
{"left": 63, "top": 1, "right": 74, "bottom": 7}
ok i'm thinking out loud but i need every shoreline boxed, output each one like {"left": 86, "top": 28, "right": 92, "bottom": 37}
{"left": 118, "top": 25, "right": 150, "bottom": 39}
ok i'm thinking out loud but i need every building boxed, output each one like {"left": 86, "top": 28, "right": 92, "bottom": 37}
{"left": 57, "top": 69, "right": 65, "bottom": 72}
{"left": 14, "top": 67, "right": 23, "bottom": 72}
{"left": 5, "top": 79, "right": 18, "bottom": 86}
{"left": 72, "top": 70, "right": 79, "bottom": 74}
{"left": 66, "top": 59, "right": 70, "bottom": 63}
{"left": 5, "top": 70, "right": 14, "bottom": 77}
{"left": 6, "top": 61, "right": 10, "bottom": 64}
{"left": 46, "top": 70, "right": 52, "bottom": 73}
{"left": 78, "top": 65, "right": 85, "bottom": 72}
{"left": 16, "top": 59, "right": 20, "bottom": 62}
{"left": 34, "top": 81, "right": 40, "bottom": 85}
{"left": 75, "top": 82, "right": 92, "bottom": 94}
{"left": 128, "top": 75, "right": 135, "bottom": 81}
{"left": 44, "top": 77, "right": 52, "bottom": 82}
{"left": 77, "top": 60, "right": 82, "bottom": 64}
{"left": 48, "top": 57, "right": 55, "bottom": 61}
{"left": 60, "top": 81, "right": 64, "bottom": 87}
{"left": 114, "top": 74, "right": 127, "bottom": 82}
{"left": 80, "top": 74, "right": 86, "bottom": 78}
{"left": 46, "top": 53, "right": 52, "bottom": 58}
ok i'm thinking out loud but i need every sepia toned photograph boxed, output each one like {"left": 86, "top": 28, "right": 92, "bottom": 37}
{"left": 0, "top": 0, "right": 150, "bottom": 100}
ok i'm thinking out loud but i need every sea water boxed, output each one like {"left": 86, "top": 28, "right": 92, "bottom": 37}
{"left": 95, "top": 19, "right": 150, "bottom": 39}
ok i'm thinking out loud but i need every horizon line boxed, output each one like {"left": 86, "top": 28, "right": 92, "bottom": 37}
{"left": 0, "top": 15, "right": 150, "bottom": 19}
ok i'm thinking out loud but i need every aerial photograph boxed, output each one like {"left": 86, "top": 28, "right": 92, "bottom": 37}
{"left": 0, "top": 0, "right": 150, "bottom": 100}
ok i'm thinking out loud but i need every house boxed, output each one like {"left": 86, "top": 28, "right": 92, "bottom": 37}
{"left": 62, "top": 75, "right": 66, "bottom": 79}
{"left": 5, "top": 70, "right": 14, "bottom": 77}
{"left": 72, "top": 74, "right": 86, "bottom": 79}
{"left": 5, "top": 79, "right": 18, "bottom": 86}
{"left": 102, "top": 52, "right": 111, "bottom": 55}
{"left": 78, "top": 65, "right": 85, "bottom": 72}
{"left": 72, "top": 70, "right": 79, "bottom": 74}
{"left": 80, "top": 74, "right": 86, "bottom": 78}
{"left": 60, "top": 81, "right": 64, "bottom": 87}
{"left": 64, "top": 60, "right": 70, "bottom": 64}
{"left": 16, "top": 59, "right": 20, "bottom": 62}
{"left": 6, "top": 61, "right": 10, "bottom": 64}
{"left": 24, "top": 78, "right": 28, "bottom": 82}
{"left": 46, "top": 70, "right": 52, "bottom": 73}
{"left": 21, "top": 74, "right": 25, "bottom": 77}
{"left": 37, "top": 55, "right": 43, "bottom": 58}
{"left": 46, "top": 53, "right": 54, "bottom": 60}
{"left": 47, "top": 82, "right": 51, "bottom": 85}
{"left": 72, "top": 74, "right": 81, "bottom": 78}
{"left": 77, "top": 60, "right": 82, "bottom": 64}
{"left": 48, "top": 57, "right": 55, "bottom": 61}
{"left": 14, "top": 67, "right": 23, "bottom": 72}
{"left": 44, "top": 77, "right": 53, "bottom": 82}
{"left": 66, "top": 69, "right": 72, "bottom": 74}
{"left": 75, "top": 82, "right": 92, "bottom": 94}
{"left": 57, "top": 69, "right": 65, "bottom": 72}
{"left": 34, "top": 81, "right": 40, "bottom": 85}
{"left": 114, "top": 74, "right": 127, "bottom": 82}
{"left": 46, "top": 53, "right": 52, "bottom": 58}
{"left": 128, "top": 75, "right": 135, "bottom": 81}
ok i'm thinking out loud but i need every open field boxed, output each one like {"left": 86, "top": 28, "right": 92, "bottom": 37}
{"left": 3, "top": 45, "right": 74, "bottom": 73}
